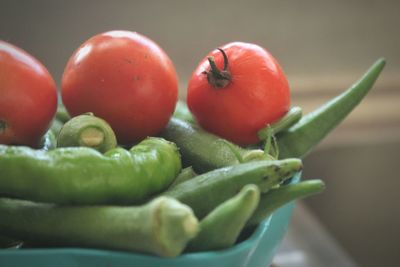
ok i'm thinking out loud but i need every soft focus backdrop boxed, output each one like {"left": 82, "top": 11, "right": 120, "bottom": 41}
{"left": 1, "top": 1, "right": 399, "bottom": 266}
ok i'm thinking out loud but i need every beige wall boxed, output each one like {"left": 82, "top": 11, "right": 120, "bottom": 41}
{"left": 1, "top": 0, "right": 399, "bottom": 90}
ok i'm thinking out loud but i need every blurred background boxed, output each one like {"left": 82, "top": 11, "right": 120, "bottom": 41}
{"left": 1, "top": 0, "right": 399, "bottom": 266}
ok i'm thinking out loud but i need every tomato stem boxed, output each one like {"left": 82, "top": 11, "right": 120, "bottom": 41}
{"left": 205, "top": 48, "right": 231, "bottom": 88}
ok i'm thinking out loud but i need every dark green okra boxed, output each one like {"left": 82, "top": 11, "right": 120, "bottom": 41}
{"left": 0, "top": 137, "right": 181, "bottom": 205}
{"left": 246, "top": 179, "right": 326, "bottom": 229}
{"left": 163, "top": 158, "right": 302, "bottom": 219}
{"left": 168, "top": 166, "right": 197, "bottom": 189}
{"left": 187, "top": 184, "right": 260, "bottom": 252}
{"left": 278, "top": 58, "right": 386, "bottom": 159}
{"left": 257, "top": 106, "right": 303, "bottom": 140}
{"left": 160, "top": 118, "right": 270, "bottom": 173}
{"left": 55, "top": 104, "right": 71, "bottom": 123}
{"left": 49, "top": 104, "right": 72, "bottom": 136}
{"left": 0, "top": 196, "right": 198, "bottom": 257}
{"left": 173, "top": 100, "right": 196, "bottom": 124}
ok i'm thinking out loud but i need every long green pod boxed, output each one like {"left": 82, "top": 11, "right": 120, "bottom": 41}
{"left": 163, "top": 158, "right": 302, "bottom": 218}
{"left": 173, "top": 100, "right": 196, "bottom": 124}
{"left": 278, "top": 58, "right": 386, "bottom": 159}
{"left": 187, "top": 184, "right": 260, "bottom": 252}
{"left": 0, "top": 196, "right": 199, "bottom": 257}
{"left": 0, "top": 137, "right": 181, "bottom": 205}
{"left": 55, "top": 104, "right": 71, "bottom": 123}
{"left": 257, "top": 106, "right": 303, "bottom": 139}
{"left": 168, "top": 166, "right": 197, "bottom": 189}
{"left": 160, "top": 118, "right": 270, "bottom": 173}
{"left": 245, "top": 179, "right": 325, "bottom": 229}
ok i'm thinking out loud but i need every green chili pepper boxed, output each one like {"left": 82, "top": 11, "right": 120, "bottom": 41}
{"left": 0, "top": 137, "right": 181, "bottom": 205}
{"left": 278, "top": 58, "right": 386, "bottom": 159}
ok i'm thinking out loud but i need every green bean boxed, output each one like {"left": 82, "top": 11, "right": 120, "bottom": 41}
{"left": 163, "top": 158, "right": 302, "bottom": 219}
{"left": 187, "top": 184, "right": 260, "bottom": 251}
{"left": 0, "top": 196, "right": 198, "bottom": 257}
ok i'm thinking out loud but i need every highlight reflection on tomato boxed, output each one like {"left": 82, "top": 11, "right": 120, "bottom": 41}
{"left": 62, "top": 30, "right": 179, "bottom": 144}
{"left": 187, "top": 42, "right": 291, "bottom": 145}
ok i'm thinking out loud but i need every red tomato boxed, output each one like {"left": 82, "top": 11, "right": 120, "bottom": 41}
{"left": 187, "top": 42, "right": 290, "bottom": 145}
{"left": 61, "top": 31, "right": 178, "bottom": 144}
{"left": 0, "top": 41, "right": 58, "bottom": 147}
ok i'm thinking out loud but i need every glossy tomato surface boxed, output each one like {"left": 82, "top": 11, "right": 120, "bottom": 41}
{"left": 0, "top": 41, "right": 57, "bottom": 147}
{"left": 61, "top": 31, "right": 178, "bottom": 144}
{"left": 187, "top": 42, "right": 290, "bottom": 145}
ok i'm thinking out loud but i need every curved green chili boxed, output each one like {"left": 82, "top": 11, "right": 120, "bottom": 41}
{"left": 0, "top": 137, "right": 181, "bottom": 205}
{"left": 257, "top": 106, "right": 303, "bottom": 139}
{"left": 278, "top": 58, "right": 386, "bottom": 159}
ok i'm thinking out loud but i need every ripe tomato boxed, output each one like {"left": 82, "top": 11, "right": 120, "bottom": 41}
{"left": 61, "top": 31, "right": 178, "bottom": 144}
{"left": 0, "top": 41, "right": 58, "bottom": 147}
{"left": 187, "top": 42, "right": 290, "bottom": 145}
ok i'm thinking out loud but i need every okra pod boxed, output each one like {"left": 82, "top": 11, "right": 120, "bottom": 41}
{"left": 278, "top": 58, "right": 385, "bottom": 159}
{"left": 0, "top": 196, "right": 198, "bottom": 257}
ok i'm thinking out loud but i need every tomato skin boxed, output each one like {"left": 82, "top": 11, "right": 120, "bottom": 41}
{"left": 0, "top": 41, "right": 58, "bottom": 147}
{"left": 61, "top": 31, "right": 178, "bottom": 144}
{"left": 187, "top": 42, "right": 290, "bottom": 145}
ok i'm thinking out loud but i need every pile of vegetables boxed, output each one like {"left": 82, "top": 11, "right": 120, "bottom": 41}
{"left": 0, "top": 31, "right": 385, "bottom": 258}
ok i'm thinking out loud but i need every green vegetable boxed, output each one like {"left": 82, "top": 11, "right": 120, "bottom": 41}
{"left": 187, "top": 184, "right": 260, "bottom": 252}
{"left": 38, "top": 129, "right": 57, "bottom": 151}
{"left": 0, "top": 196, "right": 199, "bottom": 257}
{"left": 163, "top": 158, "right": 302, "bottom": 218}
{"left": 168, "top": 166, "right": 197, "bottom": 189}
{"left": 0, "top": 137, "right": 181, "bottom": 205}
{"left": 49, "top": 118, "right": 64, "bottom": 136}
{"left": 245, "top": 179, "right": 325, "bottom": 229}
{"left": 258, "top": 106, "right": 303, "bottom": 139}
{"left": 57, "top": 113, "right": 117, "bottom": 153}
{"left": 160, "top": 118, "right": 270, "bottom": 173}
{"left": 278, "top": 58, "right": 386, "bottom": 159}
{"left": 55, "top": 104, "right": 71, "bottom": 123}
{"left": 173, "top": 100, "right": 196, "bottom": 124}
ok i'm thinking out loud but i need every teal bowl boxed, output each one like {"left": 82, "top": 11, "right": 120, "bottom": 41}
{"left": 0, "top": 173, "right": 300, "bottom": 267}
